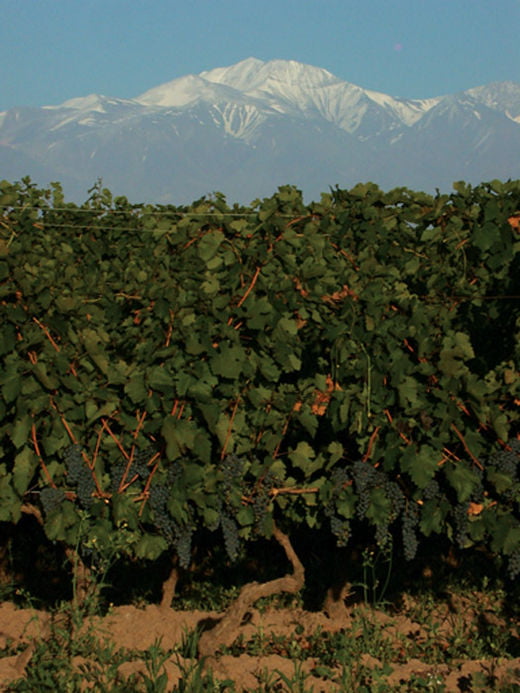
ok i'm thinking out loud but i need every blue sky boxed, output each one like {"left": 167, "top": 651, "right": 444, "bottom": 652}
{"left": 1, "top": 0, "right": 519, "bottom": 111}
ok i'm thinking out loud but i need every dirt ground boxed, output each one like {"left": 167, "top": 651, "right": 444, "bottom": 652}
{"left": 1, "top": 598, "right": 520, "bottom": 691}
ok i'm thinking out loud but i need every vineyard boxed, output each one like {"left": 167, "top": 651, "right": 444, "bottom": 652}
{"left": 0, "top": 177, "right": 519, "bottom": 690}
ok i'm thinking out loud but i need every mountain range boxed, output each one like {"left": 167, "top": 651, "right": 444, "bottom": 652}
{"left": 1, "top": 57, "right": 519, "bottom": 203}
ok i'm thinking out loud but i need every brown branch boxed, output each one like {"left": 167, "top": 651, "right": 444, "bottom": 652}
{"left": 138, "top": 456, "right": 161, "bottom": 515}
{"left": 443, "top": 446, "right": 461, "bottom": 462}
{"left": 236, "top": 265, "right": 261, "bottom": 308}
{"left": 197, "top": 524, "right": 304, "bottom": 660}
{"left": 57, "top": 412, "right": 102, "bottom": 494}
{"left": 21, "top": 502, "right": 44, "bottom": 526}
{"left": 285, "top": 214, "right": 315, "bottom": 227}
{"left": 133, "top": 410, "right": 147, "bottom": 439}
{"left": 269, "top": 486, "right": 319, "bottom": 497}
{"left": 32, "top": 317, "right": 60, "bottom": 352}
{"left": 164, "top": 309, "right": 175, "bottom": 347}
{"left": 451, "top": 424, "right": 484, "bottom": 470}
{"left": 362, "top": 426, "right": 380, "bottom": 462}
{"left": 121, "top": 411, "right": 148, "bottom": 490}
{"left": 330, "top": 242, "right": 359, "bottom": 270}
{"left": 273, "top": 412, "right": 292, "bottom": 459}
{"left": 220, "top": 397, "right": 240, "bottom": 460}
{"left": 57, "top": 412, "right": 78, "bottom": 445}
{"left": 101, "top": 419, "right": 130, "bottom": 460}
{"left": 91, "top": 424, "right": 104, "bottom": 468}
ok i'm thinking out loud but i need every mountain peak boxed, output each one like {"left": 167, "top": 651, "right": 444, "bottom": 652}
{"left": 465, "top": 81, "right": 520, "bottom": 121}
{"left": 201, "top": 57, "right": 341, "bottom": 92}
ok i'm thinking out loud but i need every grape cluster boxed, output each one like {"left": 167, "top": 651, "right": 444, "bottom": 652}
{"left": 149, "top": 483, "right": 175, "bottom": 544}
{"left": 64, "top": 444, "right": 84, "bottom": 485}
{"left": 375, "top": 523, "right": 392, "bottom": 551}
{"left": 491, "top": 442, "right": 520, "bottom": 481}
{"left": 452, "top": 503, "right": 470, "bottom": 549}
{"left": 213, "top": 455, "right": 247, "bottom": 560}
{"left": 220, "top": 454, "right": 246, "bottom": 499}
{"left": 149, "top": 482, "right": 193, "bottom": 568}
{"left": 423, "top": 479, "right": 441, "bottom": 501}
{"left": 132, "top": 447, "right": 153, "bottom": 478}
{"left": 110, "top": 463, "right": 126, "bottom": 493}
{"left": 352, "top": 460, "right": 405, "bottom": 541}
{"left": 487, "top": 441, "right": 520, "bottom": 504}
{"left": 220, "top": 512, "right": 240, "bottom": 561}
{"left": 111, "top": 447, "right": 154, "bottom": 493}
{"left": 352, "top": 461, "right": 380, "bottom": 520}
{"left": 63, "top": 444, "right": 95, "bottom": 508}
{"left": 324, "top": 467, "right": 351, "bottom": 547}
{"left": 76, "top": 471, "right": 96, "bottom": 509}
{"left": 385, "top": 481, "right": 405, "bottom": 521}
{"left": 40, "top": 487, "right": 66, "bottom": 516}
{"left": 402, "top": 505, "right": 419, "bottom": 561}
{"left": 252, "top": 471, "right": 276, "bottom": 535}
{"left": 173, "top": 524, "right": 193, "bottom": 569}
{"left": 329, "top": 515, "right": 351, "bottom": 547}
{"left": 508, "top": 550, "right": 520, "bottom": 580}
{"left": 166, "top": 463, "right": 183, "bottom": 487}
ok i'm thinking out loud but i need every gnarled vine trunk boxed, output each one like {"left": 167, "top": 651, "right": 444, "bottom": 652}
{"left": 197, "top": 524, "right": 304, "bottom": 662}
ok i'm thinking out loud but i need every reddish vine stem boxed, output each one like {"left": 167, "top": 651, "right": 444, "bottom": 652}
{"left": 330, "top": 241, "right": 359, "bottom": 270}
{"left": 451, "top": 423, "right": 484, "bottom": 470}
{"left": 138, "top": 456, "right": 161, "bottom": 515}
{"left": 32, "top": 317, "right": 60, "bottom": 352}
{"left": 273, "top": 411, "right": 292, "bottom": 459}
{"left": 101, "top": 419, "right": 130, "bottom": 460}
{"left": 269, "top": 486, "right": 319, "bottom": 497}
{"left": 236, "top": 265, "right": 261, "bottom": 308}
{"left": 362, "top": 426, "right": 381, "bottom": 462}
{"left": 91, "top": 425, "right": 104, "bottom": 470}
{"left": 220, "top": 397, "right": 241, "bottom": 460}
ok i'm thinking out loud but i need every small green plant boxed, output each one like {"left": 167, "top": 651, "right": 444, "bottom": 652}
{"left": 356, "top": 544, "right": 394, "bottom": 608}
{"left": 273, "top": 659, "right": 313, "bottom": 692}
{"left": 405, "top": 672, "right": 447, "bottom": 692}
{"left": 139, "top": 637, "right": 171, "bottom": 693}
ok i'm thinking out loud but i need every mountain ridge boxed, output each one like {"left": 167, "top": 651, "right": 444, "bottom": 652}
{"left": 1, "top": 57, "right": 519, "bottom": 203}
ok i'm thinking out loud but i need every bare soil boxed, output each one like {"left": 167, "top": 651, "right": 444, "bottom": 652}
{"left": 1, "top": 597, "right": 520, "bottom": 691}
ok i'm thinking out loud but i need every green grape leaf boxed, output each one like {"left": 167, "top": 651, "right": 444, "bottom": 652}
{"left": 11, "top": 415, "right": 31, "bottom": 449}
{"left": 400, "top": 445, "right": 439, "bottom": 488}
{"left": 133, "top": 534, "right": 168, "bottom": 560}
{"left": 13, "top": 447, "right": 37, "bottom": 495}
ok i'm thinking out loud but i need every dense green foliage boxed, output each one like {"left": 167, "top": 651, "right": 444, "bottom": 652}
{"left": 0, "top": 177, "right": 519, "bottom": 579}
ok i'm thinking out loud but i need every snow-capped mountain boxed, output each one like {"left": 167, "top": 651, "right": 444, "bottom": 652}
{"left": 1, "top": 58, "right": 519, "bottom": 203}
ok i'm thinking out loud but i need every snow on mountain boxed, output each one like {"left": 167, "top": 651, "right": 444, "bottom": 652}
{"left": 197, "top": 57, "right": 439, "bottom": 134}
{"left": 137, "top": 74, "right": 252, "bottom": 108}
{"left": 44, "top": 93, "right": 143, "bottom": 114}
{"left": 0, "top": 57, "right": 518, "bottom": 203}
{"left": 36, "top": 94, "right": 148, "bottom": 132}
{"left": 134, "top": 58, "right": 439, "bottom": 136}
{"left": 202, "top": 57, "right": 341, "bottom": 92}
{"left": 465, "top": 81, "right": 520, "bottom": 123}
